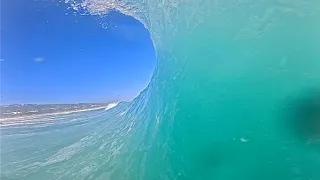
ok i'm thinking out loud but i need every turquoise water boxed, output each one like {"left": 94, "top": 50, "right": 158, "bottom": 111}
{"left": 1, "top": 0, "right": 320, "bottom": 179}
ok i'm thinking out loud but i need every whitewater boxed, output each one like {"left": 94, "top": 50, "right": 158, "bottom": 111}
{"left": 1, "top": 0, "right": 320, "bottom": 179}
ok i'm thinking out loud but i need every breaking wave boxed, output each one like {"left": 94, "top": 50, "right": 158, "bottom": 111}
{"left": 1, "top": 0, "right": 320, "bottom": 179}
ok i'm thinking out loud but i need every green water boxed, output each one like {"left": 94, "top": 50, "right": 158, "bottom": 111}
{"left": 1, "top": 0, "right": 320, "bottom": 179}
{"left": 141, "top": 1, "right": 320, "bottom": 178}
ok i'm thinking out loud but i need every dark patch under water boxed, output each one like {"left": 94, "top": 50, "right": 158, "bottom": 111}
{"left": 284, "top": 89, "right": 320, "bottom": 145}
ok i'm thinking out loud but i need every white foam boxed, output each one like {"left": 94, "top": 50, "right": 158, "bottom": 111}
{"left": 105, "top": 102, "right": 119, "bottom": 110}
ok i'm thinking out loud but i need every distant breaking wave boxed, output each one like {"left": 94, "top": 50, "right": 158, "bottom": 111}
{"left": 1, "top": 0, "right": 320, "bottom": 179}
{"left": 105, "top": 102, "right": 119, "bottom": 110}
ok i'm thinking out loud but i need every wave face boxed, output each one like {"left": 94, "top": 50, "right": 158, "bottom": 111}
{"left": 2, "top": 0, "right": 320, "bottom": 179}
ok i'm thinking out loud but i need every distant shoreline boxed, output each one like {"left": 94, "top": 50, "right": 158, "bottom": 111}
{"left": 0, "top": 107, "right": 105, "bottom": 123}
{"left": 0, "top": 103, "right": 119, "bottom": 125}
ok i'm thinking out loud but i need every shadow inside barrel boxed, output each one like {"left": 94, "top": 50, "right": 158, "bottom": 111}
{"left": 282, "top": 89, "right": 320, "bottom": 146}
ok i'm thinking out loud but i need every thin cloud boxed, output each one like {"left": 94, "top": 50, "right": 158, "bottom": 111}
{"left": 34, "top": 57, "right": 45, "bottom": 62}
{"left": 0, "top": 58, "right": 4, "bottom": 62}
{"left": 113, "top": 25, "right": 144, "bottom": 42}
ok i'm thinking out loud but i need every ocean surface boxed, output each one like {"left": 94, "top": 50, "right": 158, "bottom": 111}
{"left": 1, "top": 0, "right": 320, "bottom": 179}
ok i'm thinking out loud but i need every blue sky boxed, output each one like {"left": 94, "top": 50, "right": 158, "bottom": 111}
{"left": 1, "top": 0, "right": 156, "bottom": 105}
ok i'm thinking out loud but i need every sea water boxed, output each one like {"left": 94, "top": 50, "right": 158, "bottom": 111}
{"left": 1, "top": 0, "right": 320, "bottom": 179}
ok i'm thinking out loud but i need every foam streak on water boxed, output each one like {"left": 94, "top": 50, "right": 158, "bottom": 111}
{"left": 1, "top": 0, "right": 320, "bottom": 179}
